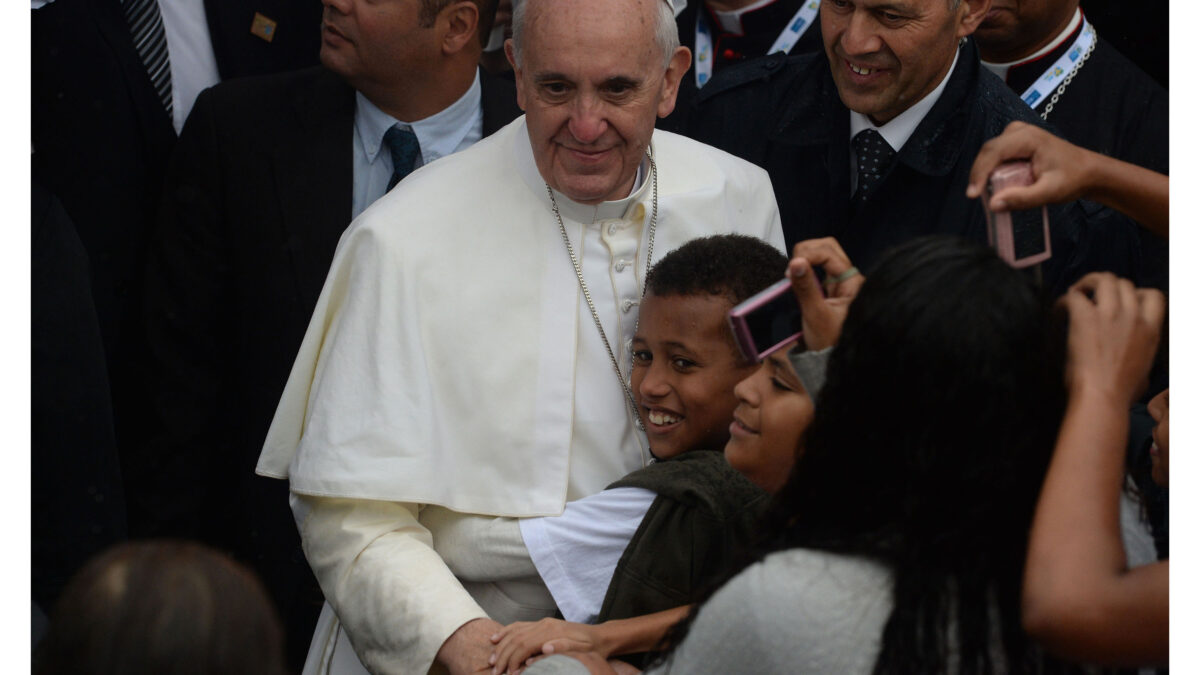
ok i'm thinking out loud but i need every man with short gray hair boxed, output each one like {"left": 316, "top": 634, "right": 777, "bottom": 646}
{"left": 256, "top": 0, "right": 784, "bottom": 672}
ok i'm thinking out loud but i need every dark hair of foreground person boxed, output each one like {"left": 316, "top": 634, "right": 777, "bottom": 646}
{"left": 34, "top": 540, "right": 285, "bottom": 675}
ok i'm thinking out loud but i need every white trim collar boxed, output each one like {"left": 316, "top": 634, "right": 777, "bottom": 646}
{"left": 981, "top": 8, "right": 1082, "bottom": 81}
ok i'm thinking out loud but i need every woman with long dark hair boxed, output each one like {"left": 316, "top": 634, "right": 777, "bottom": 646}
{"left": 524, "top": 235, "right": 1074, "bottom": 674}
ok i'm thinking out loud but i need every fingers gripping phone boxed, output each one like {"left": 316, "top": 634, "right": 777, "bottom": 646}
{"left": 728, "top": 279, "right": 803, "bottom": 361}
{"left": 982, "top": 160, "right": 1052, "bottom": 268}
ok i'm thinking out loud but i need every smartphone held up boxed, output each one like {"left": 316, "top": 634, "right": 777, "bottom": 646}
{"left": 728, "top": 279, "right": 803, "bottom": 362}
{"left": 982, "top": 160, "right": 1052, "bottom": 269}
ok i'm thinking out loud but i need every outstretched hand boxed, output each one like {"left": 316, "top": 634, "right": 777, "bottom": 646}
{"left": 788, "top": 237, "right": 864, "bottom": 351}
{"left": 490, "top": 618, "right": 607, "bottom": 675}
{"left": 1059, "top": 272, "right": 1165, "bottom": 406}
{"left": 966, "top": 121, "right": 1094, "bottom": 212}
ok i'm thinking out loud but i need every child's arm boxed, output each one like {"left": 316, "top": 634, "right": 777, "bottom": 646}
{"left": 1022, "top": 273, "right": 1168, "bottom": 666}
{"left": 489, "top": 606, "right": 690, "bottom": 675}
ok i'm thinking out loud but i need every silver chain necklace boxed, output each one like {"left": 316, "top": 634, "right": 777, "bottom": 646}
{"left": 547, "top": 151, "right": 657, "bottom": 426}
{"left": 1040, "top": 33, "right": 1096, "bottom": 120}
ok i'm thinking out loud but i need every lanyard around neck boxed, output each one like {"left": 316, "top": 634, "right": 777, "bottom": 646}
{"left": 694, "top": 0, "right": 821, "bottom": 88}
{"left": 1017, "top": 18, "right": 1096, "bottom": 110}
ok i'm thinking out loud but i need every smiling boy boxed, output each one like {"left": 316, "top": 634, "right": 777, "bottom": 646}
{"left": 433, "top": 235, "right": 791, "bottom": 636}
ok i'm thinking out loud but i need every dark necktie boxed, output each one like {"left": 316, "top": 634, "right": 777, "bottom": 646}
{"left": 851, "top": 129, "right": 896, "bottom": 207}
{"left": 384, "top": 126, "right": 422, "bottom": 191}
{"left": 123, "top": 0, "right": 173, "bottom": 117}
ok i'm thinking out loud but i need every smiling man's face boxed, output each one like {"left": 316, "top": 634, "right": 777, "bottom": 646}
{"left": 821, "top": 0, "right": 986, "bottom": 125}
{"left": 506, "top": 0, "right": 688, "bottom": 204}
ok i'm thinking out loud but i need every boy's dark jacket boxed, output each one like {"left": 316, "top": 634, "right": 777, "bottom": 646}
{"left": 596, "top": 450, "right": 769, "bottom": 624}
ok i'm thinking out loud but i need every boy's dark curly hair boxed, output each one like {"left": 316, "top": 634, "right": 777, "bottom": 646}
{"left": 645, "top": 234, "right": 788, "bottom": 306}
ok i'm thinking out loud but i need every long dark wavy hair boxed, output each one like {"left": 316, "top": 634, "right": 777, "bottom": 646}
{"left": 660, "top": 236, "right": 1072, "bottom": 673}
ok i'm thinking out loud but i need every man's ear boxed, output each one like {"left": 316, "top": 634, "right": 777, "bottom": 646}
{"left": 956, "top": 0, "right": 992, "bottom": 37}
{"left": 440, "top": 0, "right": 480, "bottom": 54}
{"left": 656, "top": 46, "right": 692, "bottom": 118}
{"left": 504, "top": 40, "right": 528, "bottom": 110}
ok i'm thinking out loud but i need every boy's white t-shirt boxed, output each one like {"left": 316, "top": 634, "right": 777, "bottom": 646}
{"left": 519, "top": 487, "right": 657, "bottom": 623}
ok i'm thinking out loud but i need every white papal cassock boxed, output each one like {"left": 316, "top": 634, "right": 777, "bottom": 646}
{"left": 257, "top": 116, "right": 784, "bottom": 673}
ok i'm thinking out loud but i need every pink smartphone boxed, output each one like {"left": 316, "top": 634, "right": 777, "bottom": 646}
{"left": 728, "top": 278, "right": 803, "bottom": 361}
{"left": 983, "top": 160, "right": 1052, "bottom": 268}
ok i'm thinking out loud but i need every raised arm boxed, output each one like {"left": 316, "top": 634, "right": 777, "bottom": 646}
{"left": 1022, "top": 272, "right": 1167, "bottom": 667}
{"left": 787, "top": 237, "right": 864, "bottom": 351}
{"left": 966, "top": 121, "right": 1169, "bottom": 238}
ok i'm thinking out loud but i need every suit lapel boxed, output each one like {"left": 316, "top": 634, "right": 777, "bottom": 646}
{"left": 90, "top": 0, "right": 175, "bottom": 143}
{"left": 275, "top": 69, "right": 356, "bottom": 309}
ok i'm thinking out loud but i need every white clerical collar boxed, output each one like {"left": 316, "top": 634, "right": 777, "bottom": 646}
{"left": 515, "top": 117, "right": 654, "bottom": 223}
{"left": 355, "top": 70, "right": 482, "bottom": 167}
{"left": 849, "top": 47, "right": 959, "bottom": 153}
{"left": 711, "top": 0, "right": 779, "bottom": 34}
{"left": 981, "top": 8, "right": 1082, "bottom": 81}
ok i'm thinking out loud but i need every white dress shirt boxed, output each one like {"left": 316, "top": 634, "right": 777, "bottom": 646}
{"left": 157, "top": 0, "right": 221, "bottom": 133}
{"left": 351, "top": 71, "right": 484, "bottom": 219}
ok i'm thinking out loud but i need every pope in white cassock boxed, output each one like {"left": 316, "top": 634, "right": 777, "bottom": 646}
{"left": 256, "top": 0, "right": 785, "bottom": 672}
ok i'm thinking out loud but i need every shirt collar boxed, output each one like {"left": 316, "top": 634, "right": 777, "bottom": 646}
{"left": 355, "top": 91, "right": 401, "bottom": 165}
{"left": 981, "top": 8, "right": 1082, "bottom": 81}
{"left": 355, "top": 70, "right": 483, "bottom": 166}
{"left": 849, "top": 47, "right": 959, "bottom": 153}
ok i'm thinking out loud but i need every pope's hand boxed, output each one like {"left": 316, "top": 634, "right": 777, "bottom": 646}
{"left": 439, "top": 618, "right": 507, "bottom": 675}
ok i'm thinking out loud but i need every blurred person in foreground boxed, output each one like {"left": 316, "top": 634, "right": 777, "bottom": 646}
{"left": 34, "top": 540, "right": 285, "bottom": 675}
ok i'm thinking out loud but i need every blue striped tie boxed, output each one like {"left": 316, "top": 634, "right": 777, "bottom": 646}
{"left": 123, "top": 0, "right": 173, "bottom": 117}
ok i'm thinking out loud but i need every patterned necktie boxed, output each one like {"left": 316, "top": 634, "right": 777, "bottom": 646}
{"left": 851, "top": 129, "right": 896, "bottom": 207}
{"left": 384, "top": 126, "right": 422, "bottom": 191}
{"left": 123, "top": 0, "right": 173, "bottom": 117}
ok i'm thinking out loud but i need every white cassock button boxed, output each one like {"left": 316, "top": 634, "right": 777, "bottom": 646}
{"left": 621, "top": 299, "right": 636, "bottom": 313}
{"left": 615, "top": 259, "right": 628, "bottom": 272}
{"left": 608, "top": 223, "right": 619, "bottom": 235}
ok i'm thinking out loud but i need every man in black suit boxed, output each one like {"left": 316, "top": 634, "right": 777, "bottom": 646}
{"left": 141, "top": 0, "right": 520, "bottom": 666}
{"left": 30, "top": 1, "right": 323, "bottom": 479}
{"left": 973, "top": 0, "right": 1168, "bottom": 293}
{"left": 687, "top": 0, "right": 1137, "bottom": 293}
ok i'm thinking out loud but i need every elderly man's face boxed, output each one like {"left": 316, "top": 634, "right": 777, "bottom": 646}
{"left": 507, "top": 0, "right": 689, "bottom": 204}
{"left": 822, "top": 0, "right": 987, "bottom": 125}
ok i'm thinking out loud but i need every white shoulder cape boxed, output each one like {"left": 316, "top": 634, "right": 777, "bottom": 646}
{"left": 257, "top": 117, "right": 784, "bottom": 516}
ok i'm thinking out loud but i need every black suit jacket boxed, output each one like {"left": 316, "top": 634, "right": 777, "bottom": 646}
{"left": 141, "top": 65, "right": 520, "bottom": 668}
{"left": 661, "top": 0, "right": 823, "bottom": 133}
{"left": 1004, "top": 30, "right": 1169, "bottom": 295}
{"left": 31, "top": 0, "right": 179, "bottom": 465}
{"left": 31, "top": 0, "right": 323, "bottom": 529}
{"left": 686, "top": 41, "right": 1139, "bottom": 295}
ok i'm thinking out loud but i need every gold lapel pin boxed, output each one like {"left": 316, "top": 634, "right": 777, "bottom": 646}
{"left": 251, "top": 12, "right": 278, "bottom": 43}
